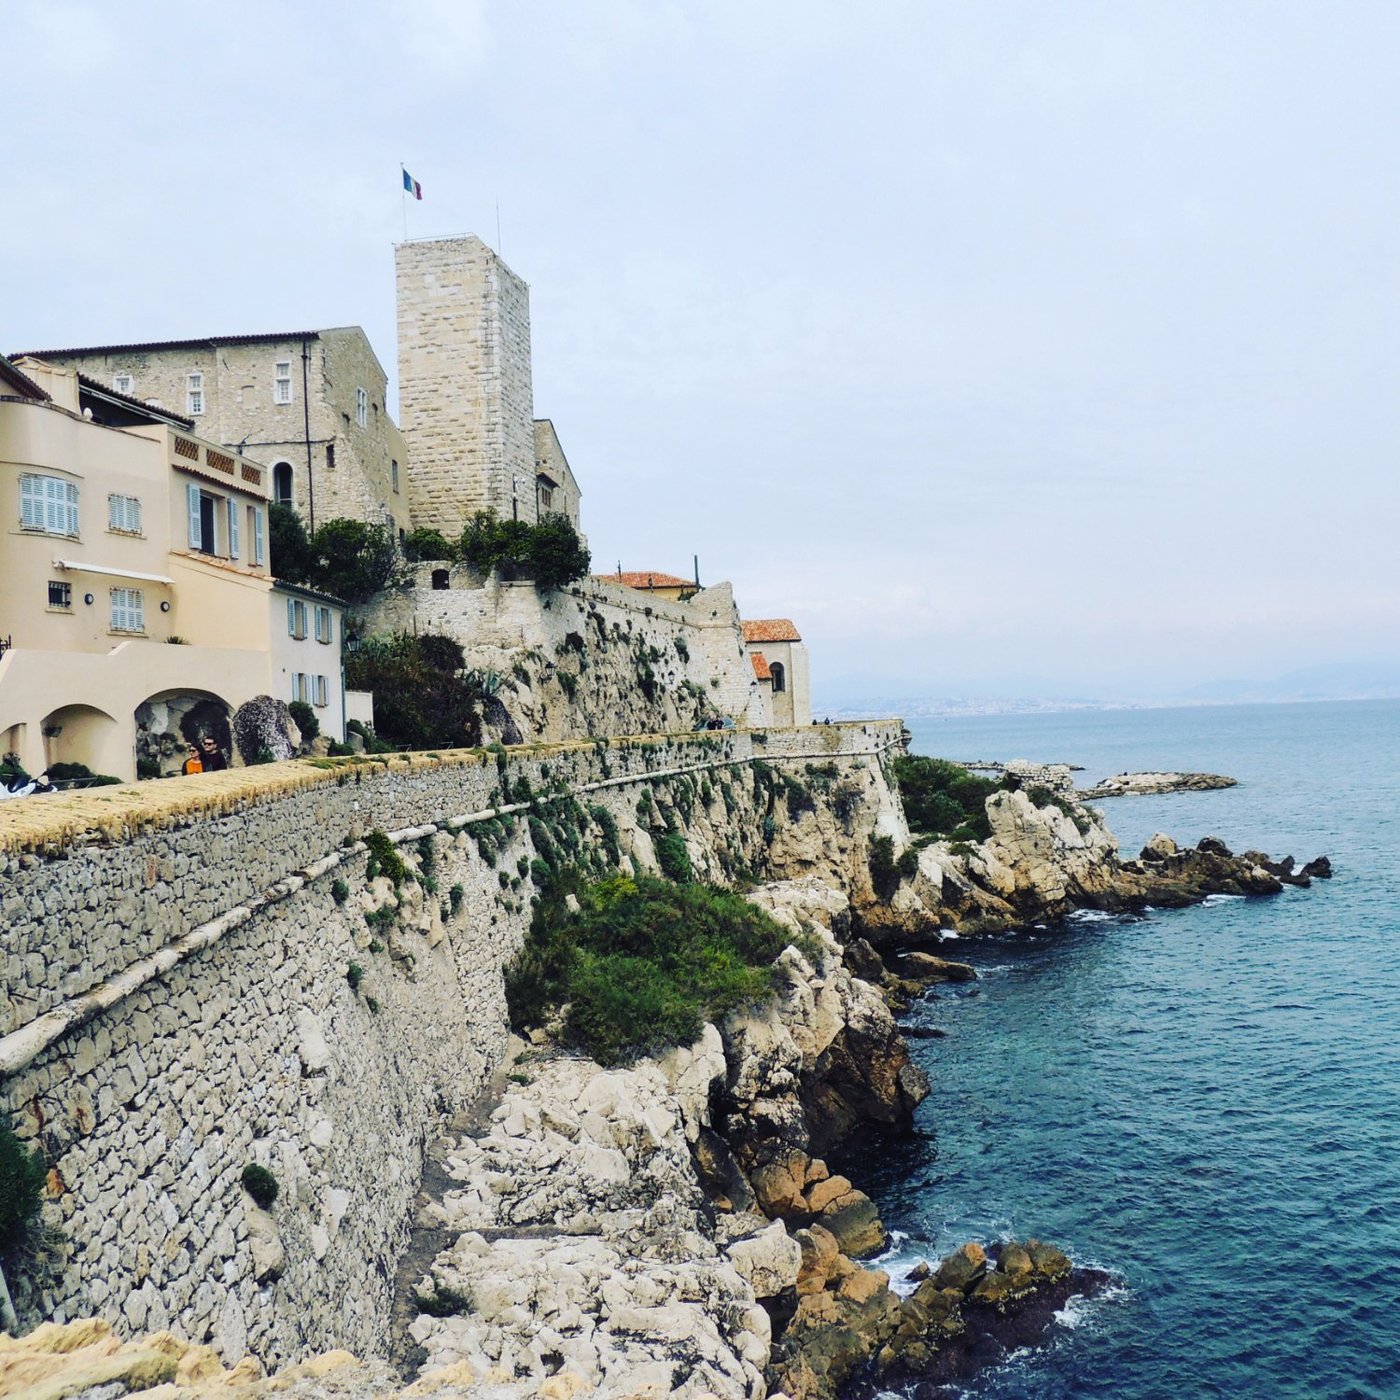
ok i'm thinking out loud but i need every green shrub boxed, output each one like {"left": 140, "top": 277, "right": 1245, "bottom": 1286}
{"left": 364, "top": 829, "right": 412, "bottom": 886}
{"left": 346, "top": 962, "right": 365, "bottom": 992}
{"left": 890, "top": 755, "right": 996, "bottom": 841}
{"left": 655, "top": 831, "right": 692, "bottom": 883}
{"left": 414, "top": 1283, "right": 473, "bottom": 1317}
{"left": 403, "top": 526, "right": 455, "bottom": 562}
{"left": 331, "top": 878, "right": 349, "bottom": 905}
{"left": 289, "top": 700, "right": 319, "bottom": 743}
{"left": 505, "top": 873, "right": 806, "bottom": 1066}
{"left": 0, "top": 1112, "right": 46, "bottom": 1254}
{"left": 308, "top": 517, "right": 405, "bottom": 603}
{"left": 346, "top": 633, "right": 478, "bottom": 750}
{"left": 365, "top": 995, "right": 381, "bottom": 1014}
{"left": 869, "top": 835, "right": 909, "bottom": 901}
{"left": 241, "top": 1163, "right": 279, "bottom": 1209}
{"left": 136, "top": 756, "right": 161, "bottom": 780}
{"left": 589, "top": 805, "right": 622, "bottom": 867}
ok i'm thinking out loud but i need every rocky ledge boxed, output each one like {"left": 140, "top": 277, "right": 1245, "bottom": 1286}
{"left": 1076, "top": 770, "right": 1238, "bottom": 799}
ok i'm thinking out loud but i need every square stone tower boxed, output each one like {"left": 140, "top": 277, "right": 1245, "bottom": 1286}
{"left": 395, "top": 235, "right": 537, "bottom": 537}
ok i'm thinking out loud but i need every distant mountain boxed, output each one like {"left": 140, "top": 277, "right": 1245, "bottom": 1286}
{"left": 1174, "top": 661, "right": 1400, "bottom": 704}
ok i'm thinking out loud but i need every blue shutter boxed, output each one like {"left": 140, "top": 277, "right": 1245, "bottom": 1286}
{"left": 187, "top": 483, "right": 202, "bottom": 550}
{"left": 227, "top": 498, "right": 240, "bottom": 559}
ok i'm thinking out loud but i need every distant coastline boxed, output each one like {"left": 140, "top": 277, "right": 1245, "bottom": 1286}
{"left": 821, "top": 692, "right": 1400, "bottom": 721}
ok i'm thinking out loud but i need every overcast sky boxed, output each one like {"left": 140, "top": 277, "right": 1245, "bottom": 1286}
{"left": 6, "top": 1, "right": 1399, "bottom": 701}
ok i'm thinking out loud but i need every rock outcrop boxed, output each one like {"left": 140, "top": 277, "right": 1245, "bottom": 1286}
{"left": 1077, "top": 770, "right": 1238, "bottom": 798}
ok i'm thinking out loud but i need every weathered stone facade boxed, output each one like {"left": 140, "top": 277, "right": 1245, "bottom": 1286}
{"left": 358, "top": 573, "right": 774, "bottom": 739}
{"left": 395, "top": 237, "right": 539, "bottom": 536}
{"left": 22, "top": 330, "right": 411, "bottom": 534}
{"left": 0, "top": 722, "right": 903, "bottom": 1367}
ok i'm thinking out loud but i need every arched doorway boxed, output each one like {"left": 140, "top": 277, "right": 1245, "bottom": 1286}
{"left": 272, "top": 462, "right": 294, "bottom": 509}
{"left": 39, "top": 704, "right": 122, "bottom": 779}
{"left": 135, "top": 689, "right": 233, "bottom": 777}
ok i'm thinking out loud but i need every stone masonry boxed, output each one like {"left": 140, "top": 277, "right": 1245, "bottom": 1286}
{"left": 0, "top": 722, "right": 903, "bottom": 1368}
{"left": 395, "top": 236, "right": 538, "bottom": 537}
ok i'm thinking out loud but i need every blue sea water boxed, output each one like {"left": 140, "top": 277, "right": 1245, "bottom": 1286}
{"left": 842, "top": 699, "right": 1400, "bottom": 1399}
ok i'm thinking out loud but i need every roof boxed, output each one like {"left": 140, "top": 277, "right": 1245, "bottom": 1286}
{"left": 76, "top": 372, "right": 193, "bottom": 428}
{"left": 749, "top": 652, "right": 772, "bottom": 682}
{"left": 14, "top": 331, "right": 323, "bottom": 358}
{"left": 742, "top": 618, "right": 802, "bottom": 643}
{"left": 270, "top": 579, "right": 347, "bottom": 608}
{"left": 0, "top": 354, "right": 50, "bottom": 401}
{"left": 597, "top": 570, "right": 695, "bottom": 591}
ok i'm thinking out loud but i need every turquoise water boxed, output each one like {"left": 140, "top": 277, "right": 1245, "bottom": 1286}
{"left": 844, "top": 700, "right": 1400, "bottom": 1398}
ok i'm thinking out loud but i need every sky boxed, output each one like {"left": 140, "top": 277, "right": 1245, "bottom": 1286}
{"left": 5, "top": 1, "right": 1400, "bottom": 702}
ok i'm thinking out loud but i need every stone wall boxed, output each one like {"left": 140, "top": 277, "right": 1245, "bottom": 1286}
{"left": 395, "top": 237, "right": 537, "bottom": 537}
{"left": 358, "top": 574, "right": 773, "bottom": 742}
{"left": 0, "top": 721, "right": 903, "bottom": 1368}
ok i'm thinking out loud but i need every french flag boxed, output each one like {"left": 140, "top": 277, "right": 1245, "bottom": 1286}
{"left": 402, "top": 168, "right": 423, "bottom": 200}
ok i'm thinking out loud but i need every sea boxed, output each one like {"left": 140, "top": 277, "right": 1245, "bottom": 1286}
{"left": 839, "top": 699, "right": 1400, "bottom": 1399}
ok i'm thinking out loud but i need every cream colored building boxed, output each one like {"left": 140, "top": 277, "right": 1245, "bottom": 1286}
{"left": 741, "top": 619, "right": 812, "bottom": 727}
{"left": 15, "top": 328, "right": 410, "bottom": 536}
{"left": 270, "top": 581, "right": 347, "bottom": 743}
{"left": 0, "top": 357, "right": 281, "bottom": 781}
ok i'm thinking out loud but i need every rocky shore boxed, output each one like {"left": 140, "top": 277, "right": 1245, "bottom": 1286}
{"left": 2, "top": 753, "right": 1326, "bottom": 1400}
{"left": 1076, "top": 770, "right": 1238, "bottom": 799}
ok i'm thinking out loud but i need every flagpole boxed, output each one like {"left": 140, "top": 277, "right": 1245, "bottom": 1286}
{"left": 402, "top": 163, "right": 408, "bottom": 241}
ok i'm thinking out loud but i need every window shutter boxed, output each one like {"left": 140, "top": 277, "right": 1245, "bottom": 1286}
{"left": 187, "top": 483, "right": 202, "bottom": 549}
{"left": 252, "top": 507, "right": 265, "bottom": 566}
{"left": 63, "top": 480, "right": 79, "bottom": 535}
{"left": 287, "top": 597, "right": 297, "bottom": 636}
{"left": 20, "top": 475, "right": 42, "bottom": 529}
{"left": 227, "top": 498, "right": 240, "bottom": 559}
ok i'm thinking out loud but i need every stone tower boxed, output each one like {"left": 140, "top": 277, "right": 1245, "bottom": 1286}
{"left": 394, "top": 235, "right": 537, "bottom": 537}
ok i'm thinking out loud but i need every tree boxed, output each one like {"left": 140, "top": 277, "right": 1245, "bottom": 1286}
{"left": 310, "top": 518, "right": 404, "bottom": 603}
{"left": 403, "top": 527, "right": 455, "bottom": 563}
{"left": 344, "top": 632, "right": 479, "bottom": 749}
{"left": 268, "top": 503, "right": 315, "bottom": 584}
{"left": 458, "top": 510, "right": 590, "bottom": 589}
{"left": 528, "top": 515, "right": 591, "bottom": 590}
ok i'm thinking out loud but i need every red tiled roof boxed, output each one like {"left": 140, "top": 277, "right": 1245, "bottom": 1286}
{"left": 750, "top": 652, "right": 772, "bottom": 682}
{"left": 742, "top": 618, "right": 801, "bottom": 643}
{"left": 596, "top": 570, "right": 695, "bottom": 591}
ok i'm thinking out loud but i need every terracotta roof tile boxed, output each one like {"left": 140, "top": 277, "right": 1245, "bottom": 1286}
{"left": 750, "top": 652, "right": 772, "bottom": 682}
{"left": 741, "top": 618, "right": 801, "bottom": 643}
{"left": 596, "top": 570, "right": 695, "bottom": 591}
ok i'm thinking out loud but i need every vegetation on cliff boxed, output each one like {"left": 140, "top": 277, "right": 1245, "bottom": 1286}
{"left": 343, "top": 633, "right": 483, "bottom": 749}
{"left": 458, "top": 510, "right": 591, "bottom": 589}
{"left": 505, "top": 873, "right": 809, "bottom": 1065}
{"left": 890, "top": 755, "right": 998, "bottom": 841}
{"left": 269, "top": 507, "right": 406, "bottom": 603}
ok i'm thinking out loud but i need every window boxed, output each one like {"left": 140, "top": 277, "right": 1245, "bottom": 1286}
{"left": 356, "top": 387, "right": 368, "bottom": 428}
{"left": 20, "top": 474, "right": 79, "bottom": 536}
{"left": 186, "top": 484, "right": 217, "bottom": 554}
{"left": 770, "top": 661, "right": 786, "bottom": 694}
{"left": 110, "top": 587, "right": 144, "bottom": 633}
{"left": 251, "top": 506, "right": 266, "bottom": 567}
{"left": 272, "top": 463, "right": 293, "bottom": 507}
{"left": 391, "top": 459, "right": 399, "bottom": 493}
{"left": 227, "top": 498, "right": 240, "bottom": 560}
{"left": 274, "top": 361, "right": 293, "bottom": 405}
{"left": 326, "top": 443, "right": 336, "bottom": 471}
{"left": 48, "top": 581, "right": 71, "bottom": 609}
{"left": 314, "top": 675, "right": 329, "bottom": 708}
{"left": 287, "top": 598, "right": 308, "bottom": 639}
{"left": 431, "top": 568, "right": 450, "bottom": 591}
{"left": 291, "top": 672, "right": 310, "bottom": 704}
{"left": 314, "top": 605, "right": 333, "bottom": 644}
{"left": 113, "top": 373, "right": 133, "bottom": 395}
{"left": 186, "top": 372, "right": 204, "bottom": 416}
{"left": 539, "top": 485, "right": 554, "bottom": 511}
{"left": 107, "top": 493, "right": 142, "bottom": 534}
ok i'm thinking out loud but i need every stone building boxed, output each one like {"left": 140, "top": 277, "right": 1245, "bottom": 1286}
{"left": 0, "top": 355, "right": 281, "bottom": 779}
{"left": 396, "top": 235, "right": 564, "bottom": 536}
{"left": 15, "top": 328, "right": 411, "bottom": 536}
{"left": 741, "top": 618, "right": 812, "bottom": 727}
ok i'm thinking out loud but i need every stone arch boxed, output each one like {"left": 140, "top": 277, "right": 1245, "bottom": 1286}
{"left": 39, "top": 703, "right": 122, "bottom": 778}
{"left": 769, "top": 661, "right": 786, "bottom": 694}
{"left": 272, "top": 462, "right": 294, "bottom": 509}
{"left": 135, "top": 688, "right": 234, "bottom": 777}
{"left": 431, "top": 568, "right": 450, "bottom": 590}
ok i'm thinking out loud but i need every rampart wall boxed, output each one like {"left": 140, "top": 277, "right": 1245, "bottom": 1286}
{"left": 0, "top": 720, "right": 902, "bottom": 1366}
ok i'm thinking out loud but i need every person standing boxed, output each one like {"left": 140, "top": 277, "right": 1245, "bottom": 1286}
{"left": 198, "top": 736, "right": 228, "bottom": 771}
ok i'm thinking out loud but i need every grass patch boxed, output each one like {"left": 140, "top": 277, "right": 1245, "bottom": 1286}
{"left": 505, "top": 873, "right": 809, "bottom": 1066}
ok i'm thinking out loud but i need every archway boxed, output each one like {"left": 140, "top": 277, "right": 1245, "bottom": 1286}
{"left": 272, "top": 462, "right": 294, "bottom": 509}
{"left": 39, "top": 704, "right": 122, "bottom": 779}
{"left": 769, "top": 661, "right": 786, "bottom": 694}
{"left": 135, "top": 688, "right": 233, "bottom": 777}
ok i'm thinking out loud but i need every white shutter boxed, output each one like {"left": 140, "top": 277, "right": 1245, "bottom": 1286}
{"left": 20, "top": 475, "right": 42, "bottom": 529}
{"left": 227, "top": 498, "right": 240, "bottom": 559}
{"left": 110, "top": 587, "right": 144, "bottom": 633}
{"left": 187, "top": 483, "right": 202, "bottom": 550}
{"left": 287, "top": 597, "right": 297, "bottom": 636}
{"left": 252, "top": 507, "right": 265, "bottom": 566}
{"left": 62, "top": 480, "right": 79, "bottom": 535}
